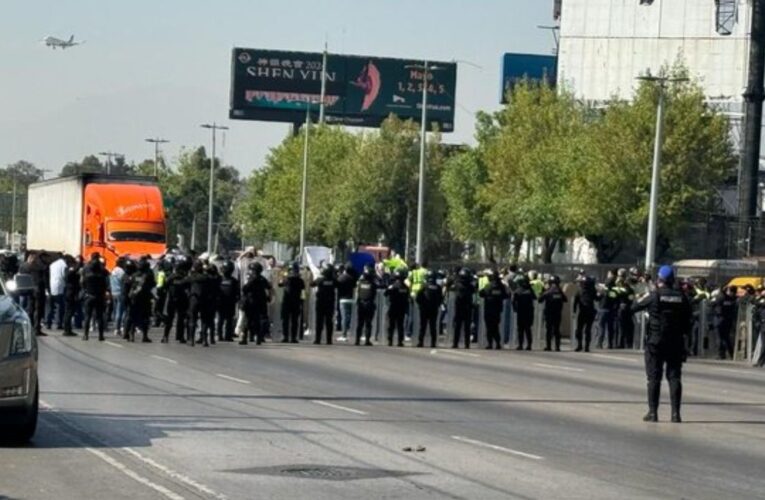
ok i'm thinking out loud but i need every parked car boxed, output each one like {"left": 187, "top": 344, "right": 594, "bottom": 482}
{"left": 0, "top": 273, "right": 39, "bottom": 443}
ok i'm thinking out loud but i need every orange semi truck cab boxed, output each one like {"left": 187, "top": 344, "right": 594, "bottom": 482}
{"left": 27, "top": 175, "right": 167, "bottom": 269}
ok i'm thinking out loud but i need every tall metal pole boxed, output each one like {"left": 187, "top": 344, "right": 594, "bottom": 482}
{"left": 739, "top": 0, "right": 765, "bottom": 256}
{"left": 145, "top": 138, "right": 169, "bottom": 177}
{"left": 201, "top": 124, "right": 228, "bottom": 254}
{"left": 10, "top": 179, "right": 17, "bottom": 239}
{"left": 415, "top": 61, "right": 429, "bottom": 264}
{"left": 299, "top": 107, "right": 310, "bottom": 263}
{"left": 644, "top": 86, "right": 666, "bottom": 271}
{"left": 319, "top": 43, "right": 328, "bottom": 124}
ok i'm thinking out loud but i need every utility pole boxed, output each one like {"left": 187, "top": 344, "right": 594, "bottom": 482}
{"left": 299, "top": 106, "right": 311, "bottom": 263}
{"left": 145, "top": 137, "right": 169, "bottom": 177}
{"left": 200, "top": 123, "right": 229, "bottom": 254}
{"left": 738, "top": 0, "right": 765, "bottom": 257}
{"left": 319, "top": 42, "right": 328, "bottom": 124}
{"left": 98, "top": 151, "right": 124, "bottom": 175}
{"left": 10, "top": 178, "right": 16, "bottom": 240}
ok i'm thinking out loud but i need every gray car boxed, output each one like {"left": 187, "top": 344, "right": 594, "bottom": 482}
{"left": 0, "top": 274, "right": 39, "bottom": 443}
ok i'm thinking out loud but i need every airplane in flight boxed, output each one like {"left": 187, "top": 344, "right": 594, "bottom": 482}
{"left": 42, "top": 35, "right": 84, "bottom": 49}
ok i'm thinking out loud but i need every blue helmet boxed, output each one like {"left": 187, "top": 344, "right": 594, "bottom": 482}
{"left": 657, "top": 265, "right": 674, "bottom": 282}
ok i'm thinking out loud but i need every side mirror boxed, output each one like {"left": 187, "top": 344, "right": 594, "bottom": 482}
{"left": 5, "top": 274, "right": 35, "bottom": 295}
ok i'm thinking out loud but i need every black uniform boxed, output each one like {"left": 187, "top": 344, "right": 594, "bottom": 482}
{"left": 355, "top": 273, "right": 379, "bottom": 346}
{"left": 187, "top": 265, "right": 210, "bottom": 346}
{"left": 311, "top": 272, "right": 337, "bottom": 345}
{"left": 712, "top": 290, "right": 738, "bottom": 359}
{"left": 62, "top": 260, "right": 81, "bottom": 336}
{"left": 599, "top": 281, "right": 620, "bottom": 349}
{"left": 633, "top": 284, "right": 691, "bottom": 421}
{"left": 416, "top": 280, "right": 443, "bottom": 348}
{"left": 128, "top": 263, "right": 155, "bottom": 342}
{"left": 121, "top": 264, "right": 136, "bottom": 340}
{"left": 450, "top": 272, "right": 476, "bottom": 349}
{"left": 163, "top": 266, "right": 190, "bottom": 343}
{"left": 279, "top": 271, "right": 305, "bottom": 343}
{"left": 618, "top": 281, "right": 636, "bottom": 349}
{"left": 512, "top": 284, "right": 536, "bottom": 350}
{"left": 539, "top": 283, "right": 567, "bottom": 351}
{"left": 755, "top": 295, "right": 765, "bottom": 367}
{"left": 202, "top": 267, "right": 220, "bottom": 344}
{"left": 479, "top": 279, "right": 509, "bottom": 350}
{"left": 81, "top": 258, "right": 109, "bottom": 341}
{"left": 217, "top": 269, "right": 240, "bottom": 342}
{"left": 573, "top": 279, "right": 597, "bottom": 352}
{"left": 241, "top": 273, "right": 272, "bottom": 345}
{"left": 22, "top": 256, "right": 48, "bottom": 336}
{"left": 385, "top": 278, "right": 410, "bottom": 347}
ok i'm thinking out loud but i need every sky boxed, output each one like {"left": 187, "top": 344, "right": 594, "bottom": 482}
{"left": 0, "top": 0, "right": 556, "bottom": 177}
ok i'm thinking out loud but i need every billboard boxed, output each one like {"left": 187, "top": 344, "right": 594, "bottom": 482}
{"left": 500, "top": 53, "right": 557, "bottom": 103}
{"left": 230, "top": 48, "right": 457, "bottom": 131}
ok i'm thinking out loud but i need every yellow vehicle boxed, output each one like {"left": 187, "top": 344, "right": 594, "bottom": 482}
{"left": 726, "top": 276, "right": 764, "bottom": 290}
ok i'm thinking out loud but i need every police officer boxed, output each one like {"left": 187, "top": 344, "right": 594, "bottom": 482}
{"left": 479, "top": 270, "right": 509, "bottom": 350}
{"left": 617, "top": 274, "right": 636, "bottom": 349}
{"left": 539, "top": 275, "right": 567, "bottom": 351}
{"left": 755, "top": 287, "right": 765, "bottom": 367}
{"left": 201, "top": 263, "right": 220, "bottom": 345}
{"left": 185, "top": 261, "right": 208, "bottom": 346}
{"left": 128, "top": 256, "right": 156, "bottom": 343}
{"left": 62, "top": 255, "right": 81, "bottom": 337}
{"left": 162, "top": 258, "right": 191, "bottom": 344}
{"left": 217, "top": 260, "right": 240, "bottom": 342}
{"left": 512, "top": 275, "right": 536, "bottom": 350}
{"left": 279, "top": 262, "right": 305, "bottom": 344}
{"left": 121, "top": 259, "right": 137, "bottom": 340}
{"left": 355, "top": 264, "right": 379, "bottom": 346}
{"left": 573, "top": 276, "right": 597, "bottom": 352}
{"left": 153, "top": 258, "right": 171, "bottom": 328}
{"left": 240, "top": 262, "right": 272, "bottom": 346}
{"left": 336, "top": 264, "right": 357, "bottom": 342}
{"left": 598, "top": 277, "right": 620, "bottom": 349}
{"left": 712, "top": 285, "right": 738, "bottom": 360}
{"left": 311, "top": 264, "right": 337, "bottom": 345}
{"left": 632, "top": 266, "right": 691, "bottom": 423}
{"left": 385, "top": 268, "right": 410, "bottom": 347}
{"left": 450, "top": 267, "right": 476, "bottom": 349}
{"left": 81, "top": 253, "right": 110, "bottom": 342}
{"left": 416, "top": 270, "right": 443, "bottom": 348}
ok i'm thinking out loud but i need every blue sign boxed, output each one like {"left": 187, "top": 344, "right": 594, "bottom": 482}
{"left": 500, "top": 53, "right": 557, "bottom": 103}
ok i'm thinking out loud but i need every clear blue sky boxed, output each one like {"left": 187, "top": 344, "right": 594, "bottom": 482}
{"left": 0, "top": 0, "right": 555, "bottom": 176}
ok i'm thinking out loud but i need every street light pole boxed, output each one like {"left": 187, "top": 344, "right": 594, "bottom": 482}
{"left": 145, "top": 138, "right": 169, "bottom": 177}
{"left": 319, "top": 42, "right": 328, "bottom": 124}
{"left": 200, "top": 123, "right": 229, "bottom": 254}
{"left": 10, "top": 178, "right": 16, "bottom": 239}
{"left": 98, "top": 151, "right": 124, "bottom": 175}
{"left": 299, "top": 106, "right": 311, "bottom": 263}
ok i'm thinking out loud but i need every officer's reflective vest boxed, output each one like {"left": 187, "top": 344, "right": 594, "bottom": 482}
{"left": 530, "top": 279, "right": 544, "bottom": 297}
{"left": 410, "top": 267, "right": 427, "bottom": 297}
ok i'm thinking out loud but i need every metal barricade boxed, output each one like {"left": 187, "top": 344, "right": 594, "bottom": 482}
{"left": 734, "top": 302, "right": 754, "bottom": 362}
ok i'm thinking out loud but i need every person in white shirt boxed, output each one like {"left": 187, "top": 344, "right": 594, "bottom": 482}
{"left": 46, "top": 255, "right": 68, "bottom": 331}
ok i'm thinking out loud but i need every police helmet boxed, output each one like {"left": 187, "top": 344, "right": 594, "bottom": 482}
{"left": 458, "top": 267, "right": 470, "bottom": 279}
{"left": 221, "top": 260, "right": 235, "bottom": 276}
{"left": 290, "top": 261, "right": 301, "bottom": 275}
{"left": 528, "top": 270, "right": 538, "bottom": 280}
{"left": 426, "top": 270, "right": 437, "bottom": 282}
{"left": 124, "top": 259, "right": 137, "bottom": 273}
{"left": 657, "top": 265, "right": 675, "bottom": 283}
{"left": 363, "top": 264, "right": 375, "bottom": 277}
{"left": 396, "top": 268, "right": 409, "bottom": 280}
{"left": 249, "top": 261, "right": 264, "bottom": 275}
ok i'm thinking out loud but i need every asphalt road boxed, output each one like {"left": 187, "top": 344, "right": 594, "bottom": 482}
{"left": 2, "top": 330, "right": 765, "bottom": 500}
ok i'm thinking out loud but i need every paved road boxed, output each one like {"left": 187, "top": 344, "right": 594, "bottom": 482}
{"left": 2, "top": 331, "right": 765, "bottom": 499}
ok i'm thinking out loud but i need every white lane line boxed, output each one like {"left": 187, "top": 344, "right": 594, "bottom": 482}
{"left": 123, "top": 448, "right": 228, "bottom": 500}
{"left": 430, "top": 349, "right": 481, "bottom": 358}
{"left": 215, "top": 373, "right": 251, "bottom": 385}
{"left": 716, "top": 367, "right": 758, "bottom": 375}
{"left": 311, "top": 399, "right": 368, "bottom": 415}
{"left": 86, "top": 448, "right": 185, "bottom": 500}
{"left": 451, "top": 436, "right": 544, "bottom": 461}
{"left": 532, "top": 363, "right": 585, "bottom": 373}
{"left": 151, "top": 355, "right": 178, "bottom": 365}
{"left": 104, "top": 341, "right": 124, "bottom": 349}
{"left": 591, "top": 354, "right": 639, "bottom": 363}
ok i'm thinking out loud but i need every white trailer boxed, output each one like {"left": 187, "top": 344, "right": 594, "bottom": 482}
{"left": 26, "top": 176, "right": 84, "bottom": 255}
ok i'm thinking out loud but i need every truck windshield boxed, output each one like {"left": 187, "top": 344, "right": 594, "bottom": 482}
{"left": 109, "top": 231, "right": 166, "bottom": 243}
{"left": 107, "top": 221, "right": 166, "bottom": 244}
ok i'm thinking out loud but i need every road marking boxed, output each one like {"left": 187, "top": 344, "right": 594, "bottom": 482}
{"left": 86, "top": 448, "right": 186, "bottom": 500}
{"left": 104, "top": 341, "right": 124, "bottom": 349}
{"left": 151, "top": 355, "right": 178, "bottom": 365}
{"left": 311, "top": 400, "right": 368, "bottom": 415}
{"left": 451, "top": 436, "right": 543, "bottom": 461}
{"left": 123, "top": 448, "right": 228, "bottom": 500}
{"left": 716, "top": 367, "right": 758, "bottom": 375}
{"left": 591, "top": 354, "right": 639, "bottom": 363}
{"left": 532, "top": 363, "right": 585, "bottom": 373}
{"left": 430, "top": 349, "right": 481, "bottom": 358}
{"left": 215, "top": 374, "right": 251, "bottom": 385}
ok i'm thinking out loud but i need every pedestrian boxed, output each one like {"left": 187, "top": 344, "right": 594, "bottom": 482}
{"left": 240, "top": 262, "right": 272, "bottom": 346}
{"left": 81, "top": 253, "right": 110, "bottom": 342}
{"left": 217, "top": 260, "right": 240, "bottom": 342}
{"left": 162, "top": 257, "right": 191, "bottom": 344}
{"left": 632, "top": 266, "right": 691, "bottom": 423}
{"left": 46, "top": 253, "right": 67, "bottom": 331}
{"left": 120, "top": 259, "right": 137, "bottom": 341}
{"left": 128, "top": 256, "right": 155, "bottom": 343}
{"left": 416, "top": 270, "right": 443, "bottom": 348}
{"left": 513, "top": 275, "right": 536, "bottom": 350}
{"left": 573, "top": 276, "right": 598, "bottom": 352}
{"left": 538, "top": 276, "right": 567, "bottom": 351}
{"left": 479, "top": 269, "right": 509, "bottom": 350}
{"left": 110, "top": 257, "right": 127, "bottom": 337}
{"left": 336, "top": 264, "right": 357, "bottom": 342}
{"left": 385, "top": 268, "right": 410, "bottom": 347}
{"left": 711, "top": 285, "right": 738, "bottom": 360}
{"left": 501, "top": 265, "right": 519, "bottom": 348}
{"left": 20, "top": 253, "right": 48, "bottom": 337}
{"left": 449, "top": 267, "right": 476, "bottom": 349}
{"left": 355, "top": 264, "right": 379, "bottom": 346}
{"left": 311, "top": 264, "right": 337, "bottom": 345}
{"left": 61, "top": 255, "right": 81, "bottom": 337}
{"left": 278, "top": 262, "right": 304, "bottom": 344}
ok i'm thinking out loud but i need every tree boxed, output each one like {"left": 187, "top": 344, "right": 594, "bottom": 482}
{"left": 0, "top": 160, "right": 44, "bottom": 191}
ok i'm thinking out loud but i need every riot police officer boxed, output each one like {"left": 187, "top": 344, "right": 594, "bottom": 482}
{"left": 355, "top": 264, "right": 379, "bottom": 346}
{"left": 311, "top": 264, "right": 337, "bottom": 345}
{"left": 279, "top": 262, "right": 305, "bottom": 344}
{"left": 633, "top": 266, "right": 691, "bottom": 423}
{"left": 385, "top": 268, "right": 410, "bottom": 347}
{"left": 512, "top": 275, "right": 536, "bottom": 350}
{"left": 240, "top": 262, "right": 272, "bottom": 346}
{"left": 479, "top": 270, "right": 509, "bottom": 350}
{"left": 81, "top": 253, "right": 110, "bottom": 342}
{"left": 162, "top": 258, "right": 191, "bottom": 344}
{"left": 712, "top": 285, "right": 738, "bottom": 360}
{"left": 217, "top": 260, "right": 240, "bottom": 342}
{"left": 573, "top": 276, "right": 597, "bottom": 352}
{"left": 186, "top": 261, "right": 208, "bottom": 346}
{"left": 539, "top": 275, "right": 567, "bottom": 351}
{"left": 416, "top": 270, "right": 444, "bottom": 348}
{"left": 450, "top": 267, "right": 476, "bottom": 349}
{"left": 128, "top": 256, "right": 156, "bottom": 343}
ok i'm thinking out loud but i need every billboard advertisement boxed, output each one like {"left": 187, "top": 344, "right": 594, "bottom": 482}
{"left": 500, "top": 53, "right": 557, "bottom": 103}
{"left": 230, "top": 48, "right": 457, "bottom": 131}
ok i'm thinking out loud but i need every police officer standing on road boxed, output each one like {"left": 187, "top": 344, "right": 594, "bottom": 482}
{"left": 355, "top": 264, "right": 379, "bottom": 346}
{"left": 311, "top": 264, "right": 337, "bottom": 345}
{"left": 632, "top": 266, "right": 691, "bottom": 423}
{"left": 162, "top": 258, "right": 191, "bottom": 344}
{"left": 186, "top": 261, "right": 208, "bottom": 347}
{"left": 385, "top": 268, "right": 410, "bottom": 347}
{"left": 336, "top": 264, "right": 357, "bottom": 342}
{"left": 450, "top": 268, "right": 476, "bottom": 349}
{"left": 217, "top": 260, "right": 240, "bottom": 342}
{"left": 539, "top": 276, "right": 567, "bottom": 352}
{"left": 240, "top": 262, "right": 273, "bottom": 346}
{"left": 81, "top": 253, "right": 110, "bottom": 342}
{"left": 479, "top": 270, "right": 509, "bottom": 350}
{"left": 279, "top": 262, "right": 305, "bottom": 344}
{"left": 712, "top": 285, "right": 738, "bottom": 360}
{"left": 573, "top": 276, "right": 597, "bottom": 352}
{"left": 62, "top": 255, "right": 81, "bottom": 337}
{"left": 416, "top": 270, "right": 443, "bottom": 348}
{"left": 512, "top": 275, "right": 536, "bottom": 350}
{"left": 128, "top": 256, "right": 155, "bottom": 343}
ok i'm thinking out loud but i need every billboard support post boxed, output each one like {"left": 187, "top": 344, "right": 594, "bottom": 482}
{"left": 319, "top": 43, "right": 328, "bottom": 124}
{"left": 415, "top": 61, "right": 429, "bottom": 265}
{"left": 299, "top": 107, "right": 310, "bottom": 264}
{"left": 201, "top": 122, "right": 229, "bottom": 255}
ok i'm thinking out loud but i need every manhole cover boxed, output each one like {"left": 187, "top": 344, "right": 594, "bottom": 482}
{"left": 226, "top": 464, "right": 421, "bottom": 482}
